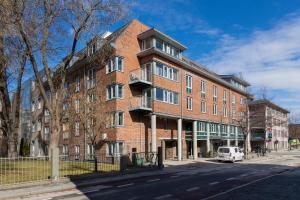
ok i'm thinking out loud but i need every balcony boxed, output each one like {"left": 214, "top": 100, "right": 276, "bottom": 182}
{"left": 129, "top": 68, "right": 152, "bottom": 87}
{"left": 129, "top": 96, "right": 152, "bottom": 112}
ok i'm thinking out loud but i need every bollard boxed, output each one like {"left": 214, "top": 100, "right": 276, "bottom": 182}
{"left": 157, "top": 147, "right": 164, "bottom": 169}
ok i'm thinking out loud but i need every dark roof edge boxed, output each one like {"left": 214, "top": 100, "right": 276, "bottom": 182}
{"left": 249, "top": 99, "right": 290, "bottom": 114}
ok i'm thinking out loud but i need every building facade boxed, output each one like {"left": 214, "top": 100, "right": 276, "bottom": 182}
{"left": 249, "top": 99, "right": 289, "bottom": 151}
{"left": 30, "top": 19, "right": 251, "bottom": 160}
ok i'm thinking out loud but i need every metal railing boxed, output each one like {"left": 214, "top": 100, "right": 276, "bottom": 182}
{"left": 129, "top": 96, "right": 152, "bottom": 111}
{"left": 129, "top": 68, "right": 152, "bottom": 84}
{"left": 59, "top": 154, "right": 120, "bottom": 178}
{"left": 0, "top": 156, "right": 51, "bottom": 185}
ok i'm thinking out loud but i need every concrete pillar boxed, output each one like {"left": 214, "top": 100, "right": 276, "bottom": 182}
{"left": 235, "top": 126, "right": 238, "bottom": 146}
{"left": 206, "top": 122, "right": 211, "bottom": 153}
{"left": 193, "top": 121, "right": 197, "bottom": 160}
{"left": 227, "top": 125, "right": 230, "bottom": 146}
{"left": 151, "top": 114, "right": 156, "bottom": 152}
{"left": 177, "top": 118, "right": 182, "bottom": 161}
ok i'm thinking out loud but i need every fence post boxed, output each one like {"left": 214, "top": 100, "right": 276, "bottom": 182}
{"left": 51, "top": 147, "right": 59, "bottom": 181}
{"left": 157, "top": 146, "right": 164, "bottom": 169}
{"left": 94, "top": 156, "right": 98, "bottom": 172}
{"left": 132, "top": 148, "right": 137, "bottom": 166}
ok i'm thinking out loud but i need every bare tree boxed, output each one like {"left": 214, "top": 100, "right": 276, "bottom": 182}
{"left": 0, "top": 1, "right": 29, "bottom": 157}
{"left": 3, "top": 0, "right": 125, "bottom": 155}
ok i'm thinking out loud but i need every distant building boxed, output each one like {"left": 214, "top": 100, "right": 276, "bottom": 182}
{"left": 249, "top": 99, "right": 289, "bottom": 151}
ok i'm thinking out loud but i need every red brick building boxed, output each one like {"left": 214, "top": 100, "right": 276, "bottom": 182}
{"left": 30, "top": 19, "right": 251, "bottom": 160}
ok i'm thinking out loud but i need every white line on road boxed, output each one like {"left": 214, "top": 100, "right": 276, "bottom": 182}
{"left": 117, "top": 183, "right": 134, "bottom": 188}
{"left": 209, "top": 181, "right": 219, "bottom": 186}
{"left": 186, "top": 186, "right": 200, "bottom": 192}
{"left": 170, "top": 175, "right": 180, "bottom": 178}
{"left": 154, "top": 194, "right": 172, "bottom": 199}
{"left": 226, "top": 177, "right": 236, "bottom": 181}
{"left": 147, "top": 178, "right": 160, "bottom": 182}
{"left": 82, "top": 189, "right": 100, "bottom": 194}
{"left": 200, "top": 170, "right": 289, "bottom": 200}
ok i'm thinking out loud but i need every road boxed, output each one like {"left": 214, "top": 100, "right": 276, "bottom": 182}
{"left": 15, "top": 150, "right": 300, "bottom": 200}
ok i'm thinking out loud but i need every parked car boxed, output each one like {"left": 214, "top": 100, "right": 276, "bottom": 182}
{"left": 217, "top": 146, "right": 244, "bottom": 163}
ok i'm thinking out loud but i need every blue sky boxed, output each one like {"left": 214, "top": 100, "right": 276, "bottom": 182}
{"left": 124, "top": 0, "right": 300, "bottom": 118}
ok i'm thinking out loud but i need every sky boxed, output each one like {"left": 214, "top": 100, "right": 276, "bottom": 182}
{"left": 124, "top": 0, "right": 300, "bottom": 119}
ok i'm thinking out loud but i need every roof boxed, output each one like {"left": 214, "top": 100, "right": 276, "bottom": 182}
{"left": 249, "top": 99, "right": 290, "bottom": 114}
{"left": 219, "top": 74, "right": 251, "bottom": 87}
{"left": 137, "top": 28, "right": 187, "bottom": 50}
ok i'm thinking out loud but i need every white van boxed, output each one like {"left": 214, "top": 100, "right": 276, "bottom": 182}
{"left": 217, "top": 146, "right": 244, "bottom": 162}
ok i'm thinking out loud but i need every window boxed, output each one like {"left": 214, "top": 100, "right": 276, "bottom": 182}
{"left": 201, "top": 100, "right": 206, "bottom": 113}
{"left": 223, "top": 90, "right": 227, "bottom": 104}
{"left": 240, "top": 97, "right": 245, "bottom": 105}
{"left": 186, "top": 75, "right": 192, "bottom": 94}
{"left": 154, "top": 88, "right": 178, "bottom": 104}
{"left": 87, "top": 93, "right": 96, "bottom": 103}
{"left": 62, "top": 145, "right": 68, "bottom": 156}
{"left": 201, "top": 80, "right": 206, "bottom": 98}
{"left": 63, "top": 122, "right": 69, "bottom": 132}
{"left": 109, "top": 111, "right": 125, "bottom": 127}
{"left": 197, "top": 121, "right": 207, "bottom": 132}
{"left": 117, "top": 112, "right": 124, "bottom": 126}
{"left": 44, "top": 109, "right": 50, "bottom": 116}
{"left": 213, "top": 85, "right": 217, "bottom": 102}
{"left": 154, "top": 61, "right": 178, "bottom": 81}
{"left": 106, "top": 56, "right": 124, "bottom": 73}
{"left": 106, "top": 142, "right": 124, "bottom": 156}
{"left": 223, "top": 106, "right": 227, "bottom": 117}
{"left": 75, "top": 76, "right": 80, "bottom": 92}
{"left": 87, "top": 118, "right": 95, "bottom": 136}
{"left": 37, "top": 120, "right": 41, "bottom": 131}
{"left": 75, "top": 122, "right": 80, "bottom": 136}
{"left": 187, "top": 96, "right": 192, "bottom": 110}
{"left": 155, "top": 39, "right": 163, "bottom": 50}
{"left": 63, "top": 102, "right": 69, "bottom": 111}
{"left": 106, "top": 84, "right": 124, "bottom": 100}
{"left": 75, "top": 99, "right": 80, "bottom": 113}
{"left": 87, "top": 68, "right": 96, "bottom": 89}
{"left": 75, "top": 145, "right": 80, "bottom": 160}
{"left": 141, "top": 38, "right": 152, "bottom": 50}
{"left": 213, "top": 103, "right": 218, "bottom": 115}
{"left": 210, "top": 123, "right": 218, "bottom": 133}
{"left": 87, "top": 144, "right": 95, "bottom": 160}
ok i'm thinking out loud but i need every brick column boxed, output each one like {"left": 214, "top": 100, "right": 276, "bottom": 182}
{"left": 193, "top": 120, "right": 197, "bottom": 160}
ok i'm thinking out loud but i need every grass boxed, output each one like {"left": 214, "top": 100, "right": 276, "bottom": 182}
{"left": 0, "top": 158, "right": 120, "bottom": 185}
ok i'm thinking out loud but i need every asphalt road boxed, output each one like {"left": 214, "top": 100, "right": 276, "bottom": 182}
{"left": 17, "top": 151, "right": 300, "bottom": 200}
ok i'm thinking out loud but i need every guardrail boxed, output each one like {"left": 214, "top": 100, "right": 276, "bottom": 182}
{"left": 129, "top": 96, "right": 152, "bottom": 111}
{"left": 129, "top": 68, "right": 152, "bottom": 84}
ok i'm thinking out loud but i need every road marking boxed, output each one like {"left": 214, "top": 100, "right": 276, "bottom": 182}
{"left": 240, "top": 173, "right": 249, "bottom": 177}
{"left": 154, "top": 194, "right": 172, "bottom": 199}
{"left": 209, "top": 181, "right": 219, "bottom": 185}
{"left": 147, "top": 178, "right": 160, "bottom": 182}
{"left": 117, "top": 183, "right": 134, "bottom": 188}
{"left": 226, "top": 177, "right": 236, "bottom": 181}
{"left": 186, "top": 186, "right": 200, "bottom": 192}
{"left": 82, "top": 189, "right": 101, "bottom": 194}
{"left": 200, "top": 170, "right": 289, "bottom": 200}
{"left": 170, "top": 175, "right": 180, "bottom": 178}
{"left": 128, "top": 197, "right": 139, "bottom": 200}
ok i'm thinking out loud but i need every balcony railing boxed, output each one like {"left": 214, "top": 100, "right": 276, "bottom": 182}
{"left": 129, "top": 96, "right": 152, "bottom": 111}
{"left": 129, "top": 68, "right": 152, "bottom": 86}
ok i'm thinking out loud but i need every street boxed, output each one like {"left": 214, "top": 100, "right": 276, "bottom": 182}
{"left": 9, "top": 150, "right": 300, "bottom": 200}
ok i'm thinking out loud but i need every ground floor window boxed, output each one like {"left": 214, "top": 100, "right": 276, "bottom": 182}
{"left": 87, "top": 144, "right": 95, "bottom": 160}
{"left": 62, "top": 144, "right": 68, "bottom": 157}
{"left": 106, "top": 142, "right": 124, "bottom": 156}
{"left": 75, "top": 145, "right": 80, "bottom": 160}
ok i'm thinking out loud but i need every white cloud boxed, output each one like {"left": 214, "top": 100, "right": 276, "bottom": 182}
{"left": 201, "top": 13, "right": 300, "bottom": 115}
